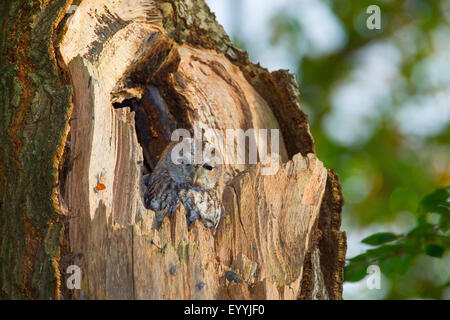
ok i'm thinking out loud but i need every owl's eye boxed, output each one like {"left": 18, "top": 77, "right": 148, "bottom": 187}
{"left": 203, "top": 164, "right": 213, "bottom": 171}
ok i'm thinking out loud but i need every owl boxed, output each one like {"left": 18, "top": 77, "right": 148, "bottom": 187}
{"left": 144, "top": 139, "right": 223, "bottom": 229}
{"left": 180, "top": 161, "right": 223, "bottom": 229}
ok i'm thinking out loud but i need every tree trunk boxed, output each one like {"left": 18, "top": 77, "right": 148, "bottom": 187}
{"left": 0, "top": 0, "right": 346, "bottom": 300}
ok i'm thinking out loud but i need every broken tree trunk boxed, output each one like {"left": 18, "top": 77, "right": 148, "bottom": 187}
{"left": 0, "top": 0, "right": 346, "bottom": 300}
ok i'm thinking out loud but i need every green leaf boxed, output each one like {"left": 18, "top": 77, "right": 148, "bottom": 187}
{"left": 435, "top": 235, "right": 450, "bottom": 248}
{"left": 361, "top": 232, "right": 399, "bottom": 246}
{"left": 419, "top": 188, "right": 450, "bottom": 215}
{"left": 398, "top": 253, "right": 414, "bottom": 275}
{"left": 348, "top": 253, "right": 368, "bottom": 263}
{"left": 425, "top": 244, "right": 445, "bottom": 258}
{"left": 439, "top": 214, "right": 450, "bottom": 231}
{"left": 365, "top": 244, "right": 404, "bottom": 260}
{"left": 344, "top": 263, "right": 368, "bottom": 282}
{"left": 380, "top": 256, "right": 398, "bottom": 276}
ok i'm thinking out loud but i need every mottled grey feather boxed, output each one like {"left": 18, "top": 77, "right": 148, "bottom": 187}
{"left": 143, "top": 139, "right": 223, "bottom": 229}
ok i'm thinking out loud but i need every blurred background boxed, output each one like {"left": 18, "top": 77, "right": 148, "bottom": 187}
{"left": 205, "top": 0, "right": 449, "bottom": 299}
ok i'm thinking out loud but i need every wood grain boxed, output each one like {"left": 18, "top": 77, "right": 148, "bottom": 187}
{"left": 56, "top": 0, "right": 345, "bottom": 300}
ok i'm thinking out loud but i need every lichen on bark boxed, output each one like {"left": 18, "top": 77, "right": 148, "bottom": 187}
{"left": 0, "top": 0, "right": 73, "bottom": 299}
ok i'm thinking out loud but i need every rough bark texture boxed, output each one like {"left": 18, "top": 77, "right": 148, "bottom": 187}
{"left": 0, "top": 0, "right": 346, "bottom": 300}
{"left": 0, "top": 0, "right": 73, "bottom": 299}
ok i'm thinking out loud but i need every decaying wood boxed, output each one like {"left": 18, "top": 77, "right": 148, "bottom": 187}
{"left": 0, "top": 0, "right": 346, "bottom": 299}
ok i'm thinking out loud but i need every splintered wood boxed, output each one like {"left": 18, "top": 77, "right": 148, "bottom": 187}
{"left": 58, "top": 0, "right": 336, "bottom": 299}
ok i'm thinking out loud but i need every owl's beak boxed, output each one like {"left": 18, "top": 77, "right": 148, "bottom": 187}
{"left": 192, "top": 167, "right": 203, "bottom": 186}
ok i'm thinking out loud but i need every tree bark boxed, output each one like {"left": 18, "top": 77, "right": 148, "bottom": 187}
{"left": 0, "top": 0, "right": 346, "bottom": 300}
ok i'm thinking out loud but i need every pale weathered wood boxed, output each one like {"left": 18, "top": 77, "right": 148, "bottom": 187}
{"left": 128, "top": 154, "right": 327, "bottom": 299}
{"left": 1, "top": 0, "right": 345, "bottom": 300}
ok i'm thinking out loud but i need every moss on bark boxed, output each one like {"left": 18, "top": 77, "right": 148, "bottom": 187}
{"left": 0, "top": 0, "right": 72, "bottom": 299}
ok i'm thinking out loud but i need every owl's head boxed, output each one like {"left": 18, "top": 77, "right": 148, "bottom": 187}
{"left": 168, "top": 160, "right": 196, "bottom": 184}
{"left": 193, "top": 162, "right": 222, "bottom": 189}
{"left": 162, "top": 137, "right": 224, "bottom": 187}
{"left": 166, "top": 153, "right": 196, "bottom": 184}
{"left": 189, "top": 138, "right": 225, "bottom": 189}
{"left": 158, "top": 139, "right": 197, "bottom": 184}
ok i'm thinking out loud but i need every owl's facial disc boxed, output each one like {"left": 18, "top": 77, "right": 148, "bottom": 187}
{"left": 167, "top": 155, "right": 196, "bottom": 184}
{"left": 193, "top": 163, "right": 218, "bottom": 189}
{"left": 181, "top": 163, "right": 196, "bottom": 182}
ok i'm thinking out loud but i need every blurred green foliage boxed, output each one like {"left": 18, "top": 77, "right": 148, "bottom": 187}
{"left": 271, "top": 0, "right": 449, "bottom": 299}
{"left": 345, "top": 188, "right": 449, "bottom": 299}
{"left": 225, "top": 0, "right": 449, "bottom": 299}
